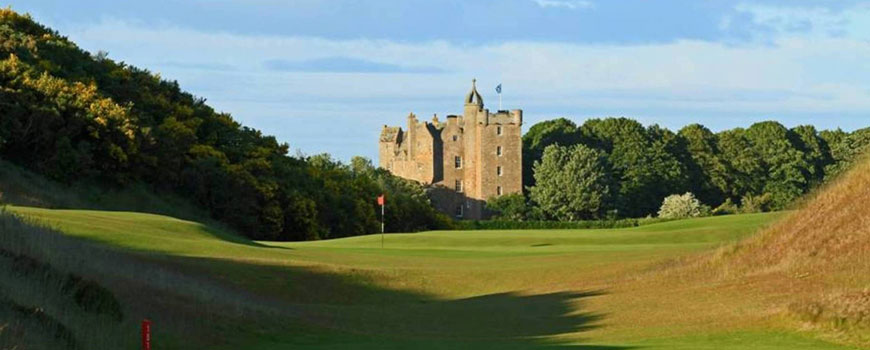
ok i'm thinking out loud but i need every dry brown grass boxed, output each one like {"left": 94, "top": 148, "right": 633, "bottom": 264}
{"left": 570, "top": 154, "right": 870, "bottom": 346}
{"left": 698, "top": 154, "right": 870, "bottom": 345}
{"left": 726, "top": 153, "right": 870, "bottom": 272}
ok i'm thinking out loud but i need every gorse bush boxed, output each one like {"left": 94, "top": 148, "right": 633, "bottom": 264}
{"left": 658, "top": 192, "right": 707, "bottom": 219}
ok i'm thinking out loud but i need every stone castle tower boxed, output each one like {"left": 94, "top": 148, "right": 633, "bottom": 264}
{"left": 379, "top": 80, "right": 523, "bottom": 219}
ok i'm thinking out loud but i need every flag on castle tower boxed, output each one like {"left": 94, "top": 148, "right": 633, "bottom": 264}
{"left": 496, "top": 83, "right": 503, "bottom": 110}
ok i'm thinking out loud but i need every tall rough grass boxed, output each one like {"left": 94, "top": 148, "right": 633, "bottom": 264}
{"left": 0, "top": 207, "right": 289, "bottom": 349}
{"left": 712, "top": 154, "right": 870, "bottom": 344}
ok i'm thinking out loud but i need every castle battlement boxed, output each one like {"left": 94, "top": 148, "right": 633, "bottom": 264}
{"left": 379, "top": 80, "right": 523, "bottom": 220}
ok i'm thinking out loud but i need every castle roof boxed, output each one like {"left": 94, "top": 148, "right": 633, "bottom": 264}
{"left": 464, "top": 79, "right": 483, "bottom": 107}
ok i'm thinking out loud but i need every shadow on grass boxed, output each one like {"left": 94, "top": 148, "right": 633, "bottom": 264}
{"left": 198, "top": 224, "right": 293, "bottom": 250}
{"left": 169, "top": 256, "right": 636, "bottom": 349}
{"left": 0, "top": 210, "right": 634, "bottom": 349}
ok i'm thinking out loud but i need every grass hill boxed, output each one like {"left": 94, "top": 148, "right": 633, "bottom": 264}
{"left": 712, "top": 154, "right": 870, "bottom": 345}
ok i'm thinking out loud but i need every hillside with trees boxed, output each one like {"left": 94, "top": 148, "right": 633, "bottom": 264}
{"left": 0, "top": 9, "right": 450, "bottom": 240}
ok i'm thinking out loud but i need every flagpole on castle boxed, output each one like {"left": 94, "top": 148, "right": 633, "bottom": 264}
{"left": 496, "top": 83, "right": 503, "bottom": 111}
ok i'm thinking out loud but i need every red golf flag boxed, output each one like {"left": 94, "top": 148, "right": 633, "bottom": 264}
{"left": 377, "top": 194, "right": 385, "bottom": 206}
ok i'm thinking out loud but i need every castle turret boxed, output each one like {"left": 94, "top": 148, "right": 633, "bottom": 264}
{"left": 464, "top": 79, "right": 483, "bottom": 118}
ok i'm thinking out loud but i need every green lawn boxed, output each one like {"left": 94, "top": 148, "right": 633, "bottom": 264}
{"left": 5, "top": 206, "right": 860, "bottom": 349}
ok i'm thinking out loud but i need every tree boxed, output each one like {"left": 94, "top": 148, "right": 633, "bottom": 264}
{"left": 716, "top": 128, "right": 764, "bottom": 201}
{"left": 678, "top": 124, "right": 729, "bottom": 206}
{"left": 529, "top": 144, "right": 612, "bottom": 221}
{"left": 580, "top": 118, "right": 689, "bottom": 217}
{"left": 521, "top": 118, "right": 582, "bottom": 190}
{"left": 486, "top": 193, "right": 540, "bottom": 221}
{"left": 658, "top": 192, "right": 706, "bottom": 219}
{"left": 789, "top": 125, "right": 832, "bottom": 189}
{"left": 822, "top": 128, "right": 870, "bottom": 180}
{"left": 744, "top": 122, "right": 811, "bottom": 210}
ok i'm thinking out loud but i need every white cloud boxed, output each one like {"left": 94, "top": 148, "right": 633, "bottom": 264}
{"left": 59, "top": 18, "right": 870, "bottom": 160}
{"left": 735, "top": 2, "right": 870, "bottom": 40}
{"left": 532, "top": 0, "right": 594, "bottom": 10}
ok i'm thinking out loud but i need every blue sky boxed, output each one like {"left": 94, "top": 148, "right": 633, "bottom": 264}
{"left": 7, "top": 1, "right": 870, "bottom": 161}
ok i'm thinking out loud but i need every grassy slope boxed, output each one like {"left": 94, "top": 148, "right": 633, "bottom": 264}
{"left": 710, "top": 155, "right": 870, "bottom": 346}
{"left": 5, "top": 205, "right": 860, "bottom": 349}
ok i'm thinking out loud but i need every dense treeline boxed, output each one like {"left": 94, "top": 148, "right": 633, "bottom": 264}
{"left": 0, "top": 10, "right": 450, "bottom": 240}
{"left": 504, "top": 117, "right": 870, "bottom": 221}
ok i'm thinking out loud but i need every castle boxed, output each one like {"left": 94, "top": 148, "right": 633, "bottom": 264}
{"left": 379, "top": 80, "right": 523, "bottom": 219}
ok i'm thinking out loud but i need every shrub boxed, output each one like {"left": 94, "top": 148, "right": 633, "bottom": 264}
{"left": 712, "top": 198, "right": 739, "bottom": 216}
{"left": 450, "top": 216, "right": 672, "bottom": 230}
{"left": 741, "top": 193, "right": 773, "bottom": 213}
{"left": 486, "top": 193, "right": 542, "bottom": 221}
{"left": 658, "top": 192, "right": 706, "bottom": 219}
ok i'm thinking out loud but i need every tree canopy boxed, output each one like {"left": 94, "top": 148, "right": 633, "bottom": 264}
{"left": 522, "top": 117, "right": 868, "bottom": 219}
{"left": 529, "top": 144, "right": 612, "bottom": 221}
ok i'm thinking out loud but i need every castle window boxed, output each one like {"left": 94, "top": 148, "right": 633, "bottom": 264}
{"left": 497, "top": 166, "right": 503, "bottom": 176}
{"left": 497, "top": 186, "right": 503, "bottom": 196}
{"left": 453, "top": 135, "right": 458, "bottom": 141}
{"left": 455, "top": 156, "right": 462, "bottom": 169}
{"left": 497, "top": 146, "right": 502, "bottom": 156}
{"left": 497, "top": 126, "right": 503, "bottom": 136}
{"left": 455, "top": 205, "right": 464, "bottom": 218}
{"left": 455, "top": 179, "right": 463, "bottom": 193}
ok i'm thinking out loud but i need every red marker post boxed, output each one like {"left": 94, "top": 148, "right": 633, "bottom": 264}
{"left": 141, "top": 319, "right": 152, "bottom": 350}
{"left": 377, "top": 194, "right": 385, "bottom": 248}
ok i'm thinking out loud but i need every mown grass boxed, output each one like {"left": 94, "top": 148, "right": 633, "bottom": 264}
{"left": 2, "top": 204, "right": 861, "bottom": 349}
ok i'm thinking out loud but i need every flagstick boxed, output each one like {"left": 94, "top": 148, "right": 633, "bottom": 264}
{"left": 499, "top": 92, "right": 502, "bottom": 111}
{"left": 381, "top": 202, "right": 385, "bottom": 248}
